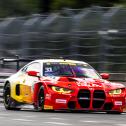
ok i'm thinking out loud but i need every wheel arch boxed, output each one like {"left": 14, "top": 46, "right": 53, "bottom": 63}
{"left": 4, "top": 81, "right": 10, "bottom": 89}
{"left": 33, "top": 82, "right": 45, "bottom": 105}
{"left": 35, "top": 82, "right": 44, "bottom": 88}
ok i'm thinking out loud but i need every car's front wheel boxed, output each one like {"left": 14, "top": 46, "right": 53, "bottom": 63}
{"left": 34, "top": 85, "right": 45, "bottom": 111}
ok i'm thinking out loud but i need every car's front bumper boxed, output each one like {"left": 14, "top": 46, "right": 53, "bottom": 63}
{"left": 44, "top": 89, "right": 126, "bottom": 113}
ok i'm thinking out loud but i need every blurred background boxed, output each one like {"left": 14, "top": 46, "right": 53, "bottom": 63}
{"left": 0, "top": 0, "right": 126, "bottom": 73}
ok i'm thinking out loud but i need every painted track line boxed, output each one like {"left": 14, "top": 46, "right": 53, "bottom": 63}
{"left": 44, "top": 122, "right": 72, "bottom": 125}
{"left": 12, "top": 118, "right": 34, "bottom": 122}
{"left": 80, "top": 120, "right": 100, "bottom": 123}
{"left": 50, "top": 117, "right": 66, "bottom": 120}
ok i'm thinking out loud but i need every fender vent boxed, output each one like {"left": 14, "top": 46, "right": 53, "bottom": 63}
{"left": 16, "top": 84, "right": 20, "bottom": 96}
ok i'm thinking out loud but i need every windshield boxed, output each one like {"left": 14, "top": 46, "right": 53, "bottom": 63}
{"left": 43, "top": 62, "right": 100, "bottom": 79}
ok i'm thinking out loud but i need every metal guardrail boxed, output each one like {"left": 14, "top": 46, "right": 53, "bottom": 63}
{"left": 0, "top": 72, "right": 126, "bottom": 103}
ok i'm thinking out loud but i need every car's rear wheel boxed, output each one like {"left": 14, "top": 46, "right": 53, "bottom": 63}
{"left": 3, "top": 83, "right": 20, "bottom": 110}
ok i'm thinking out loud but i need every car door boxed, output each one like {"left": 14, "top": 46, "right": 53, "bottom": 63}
{"left": 20, "top": 62, "right": 41, "bottom": 103}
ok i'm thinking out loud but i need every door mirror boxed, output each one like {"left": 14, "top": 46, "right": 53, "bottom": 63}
{"left": 100, "top": 73, "right": 110, "bottom": 80}
{"left": 27, "top": 71, "right": 40, "bottom": 77}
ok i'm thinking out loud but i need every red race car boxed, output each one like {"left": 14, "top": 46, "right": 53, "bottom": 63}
{"left": 3, "top": 59, "right": 126, "bottom": 113}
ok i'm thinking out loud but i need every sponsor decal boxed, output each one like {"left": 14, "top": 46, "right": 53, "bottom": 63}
{"left": 77, "top": 82, "right": 102, "bottom": 87}
{"left": 114, "top": 101, "right": 122, "bottom": 105}
{"left": 89, "top": 87, "right": 93, "bottom": 90}
{"left": 55, "top": 99, "right": 67, "bottom": 104}
{"left": 77, "top": 82, "right": 87, "bottom": 86}
{"left": 44, "top": 105, "right": 53, "bottom": 110}
{"left": 45, "top": 94, "right": 51, "bottom": 100}
{"left": 123, "top": 107, "right": 126, "bottom": 112}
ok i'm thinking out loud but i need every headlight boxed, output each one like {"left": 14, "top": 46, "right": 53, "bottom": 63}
{"left": 51, "top": 86, "right": 73, "bottom": 94}
{"left": 109, "top": 89, "right": 122, "bottom": 95}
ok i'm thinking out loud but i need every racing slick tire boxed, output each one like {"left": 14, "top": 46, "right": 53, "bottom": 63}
{"left": 34, "top": 85, "right": 45, "bottom": 111}
{"left": 3, "top": 83, "right": 20, "bottom": 110}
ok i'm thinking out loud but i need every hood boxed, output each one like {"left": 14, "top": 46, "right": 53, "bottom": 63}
{"left": 42, "top": 76, "right": 125, "bottom": 90}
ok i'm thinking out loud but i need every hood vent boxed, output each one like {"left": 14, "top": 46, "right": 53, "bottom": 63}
{"left": 58, "top": 77, "right": 77, "bottom": 82}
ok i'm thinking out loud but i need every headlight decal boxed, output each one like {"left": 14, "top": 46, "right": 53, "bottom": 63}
{"left": 51, "top": 86, "right": 73, "bottom": 94}
{"left": 109, "top": 89, "right": 122, "bottom": 95}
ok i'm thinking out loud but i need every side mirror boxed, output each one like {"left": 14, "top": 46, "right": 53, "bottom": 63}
{"left": 100, "top": 73, "right": 110, "bottom": 80}
{"left": 27, "top": 71, "right": 40, "bottom": 77}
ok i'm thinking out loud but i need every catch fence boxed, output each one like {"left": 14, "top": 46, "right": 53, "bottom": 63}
{"left": 0, "top": 6, "right": 126, "bottom": 72}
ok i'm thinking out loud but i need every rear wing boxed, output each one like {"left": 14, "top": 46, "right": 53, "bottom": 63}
{"left": 0, "top": 55, "right": 33, "bottom": 71}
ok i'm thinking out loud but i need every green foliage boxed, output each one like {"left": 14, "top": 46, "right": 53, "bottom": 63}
{"left": 51, "top": 0, "right": 76, "bottom": 10}
{"left": 51, "top": 0, "right": 126, "bottom": 10}
{"left": 0, "top": 0, "right": 126, "bottom": 17}
{"left": 0, "top": 0, "right": 39, "bottom": 17}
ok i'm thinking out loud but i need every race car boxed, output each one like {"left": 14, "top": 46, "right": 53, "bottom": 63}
{"left": 3, "top": 59, "right": 126, "bottom": 113}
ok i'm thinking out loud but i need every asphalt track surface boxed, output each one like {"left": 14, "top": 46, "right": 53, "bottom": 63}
{"left": 0, "top": 104, "right": 126, "bottom": 126}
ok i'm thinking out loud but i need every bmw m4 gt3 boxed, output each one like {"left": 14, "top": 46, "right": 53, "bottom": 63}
{"left": 3, "top": 59, "right": 126, "bottom": 113}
